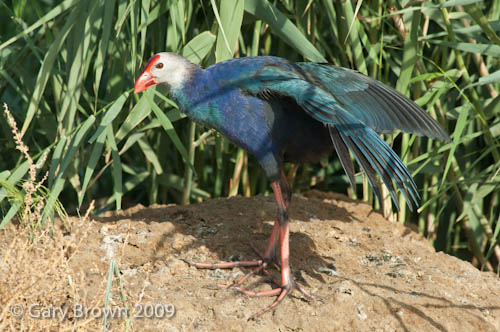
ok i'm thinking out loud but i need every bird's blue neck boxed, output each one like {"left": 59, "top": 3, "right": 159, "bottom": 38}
{"left": 168, "top": 69, "right": 223, "bottom": 127}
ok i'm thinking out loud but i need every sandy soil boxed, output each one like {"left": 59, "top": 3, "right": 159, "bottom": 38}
{"left": 1, "top": 190, "right": 499, "bottom": 331}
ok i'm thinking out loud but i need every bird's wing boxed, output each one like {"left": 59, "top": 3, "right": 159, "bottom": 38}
{"left": 295, "top": 63, "right": 451, "bottom": 142}
{"left": 235, "top": 61, "right": 435, "bottom": 210}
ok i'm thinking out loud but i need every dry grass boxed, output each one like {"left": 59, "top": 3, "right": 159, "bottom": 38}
{"left": 0, "top": 212, "right": 154, "bottom": 331}
{"left": 0, "top": 103, "right": 135, "bottom": 331}
{"left": 0, "top": 216, "right": 100, "bottom": 331}
{"left": 2, "top": 102, "right": 52, "bottom": 230}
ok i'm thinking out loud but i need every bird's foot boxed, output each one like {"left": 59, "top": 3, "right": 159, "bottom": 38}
{"left": 237, "top": 282, "right": 292, "bottom": 320}
{"left": 183, "top": 257, "right": 321, "bottom": 319}
{"left": 182, "top": 234, "right": 322, "bottom": 319}
{"left": 182, "top": 258, "right": 267, "bottom": 270}
{"left": 233, "top": 276, "right": 322, "bottom": 320}
{"left": 182, "top": 242, "right": 278, "bottom": 289}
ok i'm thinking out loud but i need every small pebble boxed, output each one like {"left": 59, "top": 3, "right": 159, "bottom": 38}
{"left": 230, "top": 253, "right": 242, "bottom": 261}
{"left": 210, "top": 269, "right": 228, "bottom": 279}
{"left": 356, "top": 305, "right": 367, "bottom": 320}
{"left": 318, "top": 263, "right": 337, "bottom": 276}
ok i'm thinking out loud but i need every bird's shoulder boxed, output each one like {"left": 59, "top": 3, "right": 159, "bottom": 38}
{"left": 294, "top": 63, "right": 371, "bottom": 95}
{"left": 204, "top": 56, "right": 295, "bottom": 82}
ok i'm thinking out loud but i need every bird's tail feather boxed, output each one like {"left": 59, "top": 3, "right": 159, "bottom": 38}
{"left": 328, "top": 124, "right": 420, "bottom": 211}
{"left": 329, "top": 126, "right": 356, "bottom": 190}
{"left": 298, "top": 87, "right": 421, "bottom": 211}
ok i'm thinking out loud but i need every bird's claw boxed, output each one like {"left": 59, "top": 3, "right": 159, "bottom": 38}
{"left": 181, "top": 243, "right": 321, "bottom": 318}
{"left": 295, "top": 282, "right": 324, "bottom": 302}
{"left": 242, "top": 284, "right": 291, "bottom": 320}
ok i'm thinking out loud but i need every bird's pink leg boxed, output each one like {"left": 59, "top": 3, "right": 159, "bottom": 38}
{"left": 184, "top": 173, "right": 288, "bottom": 280}
{"left": 222, "top": 220, "right": 280, "bottom": 288}
{"left": 184, "top": 220, "right": 281, "bottom": 285}
{"left": 184, "top": 177, "right": 318, "bottom": 318}
{"left": 183, "top": 220, "right": 280, "bottom": 288}
{"left": 231, "top": 181, "right": 319, "bottom": 319}
{"left": 232, "top": 220, "right": 292, "bottom": 317}
{"left": 252, "top": 219, "right": 279, "bottom": 262}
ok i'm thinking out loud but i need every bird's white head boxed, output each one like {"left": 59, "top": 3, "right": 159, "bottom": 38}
{"left": 134, "top": 52, "right": 197, "bottom": 94}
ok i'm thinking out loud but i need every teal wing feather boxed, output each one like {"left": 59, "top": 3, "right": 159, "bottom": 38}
{"left": 233, "top": 61, "right": 450, "bottom": 211}
{"left": 295, "top": 63, "right": 450, "bottom": 141}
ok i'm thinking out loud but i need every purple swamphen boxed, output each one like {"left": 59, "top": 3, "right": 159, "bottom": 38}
{"left": 134, "top": 53, "right": 450, "bottom": 318}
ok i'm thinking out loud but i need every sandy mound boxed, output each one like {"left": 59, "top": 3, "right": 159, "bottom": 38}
{"left": 1, "top": 191, "right": 499, "bottom": 331}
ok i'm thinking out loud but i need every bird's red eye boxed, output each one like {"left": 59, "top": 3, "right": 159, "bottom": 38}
{"left": 156, "top": 62, "right": 164, "bottom": 69}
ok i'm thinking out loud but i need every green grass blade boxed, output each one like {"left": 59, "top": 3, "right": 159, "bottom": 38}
{"left": 79, "top": 128, "right": 107, "bottom": 207}
{"left": 48, "top": 137, "right": 68, "bottom": 188}
{"left": 0, "top": 162, "right": 29, "bottom": 203}
{"left": 441, "top": 107, "right": 467, "bottom": 188}
{"left": 58, "top": 0, "right": 98, "bottom": 133}
{"left": 182, "top": 121, "right": 196, "bottom": 204}
{"left": 426, "top": 40, "right": 500, "bottom": 57}
{"left": 145, "top": 89, "right": 195, "bottom": 173}
{"left": 439, "top": 0, "right": 484, "bottom": 8}
{"left": 21, "top": 11, "right": 77, "bottom": 136}
{"left": 244, "top": 0, "right": 326, "bottom": 62}
{"left": 107, "top": 126, "right": 122, "bottom": 210}
{"left": 210, "top": 0, "right": 232, "bottom": 60}
{"left": 56, "top": 116, "right": 96, "bottom": 184}
{"left": 464, "top": 3, "right": 500, "bottom": 45}
{"left": 89, "top": 91, "right": 129, "bottom": 143}
{"left": 181, "top": 31, "right": 216, "bottom": 64}
{"left": 137, "top": 136, "right": 163, "bottom": 174}
{"left": 215, "top": 0, "right": 244, "bottom": 62}
{"left": 139, "top": 0, "right": 151, "bottom": 59}
{"left": 343, "top": 0, "right": 367, "bottom": 74}
{"left": 0, "top": 0, "right": 79, "bottom": 51}
{"left": 42, "top": 177, "right": 66, "bottom": 224}
{"left": 119, "top": 132, "right": 145, "bottom": 155}
{"left": 467, "top": 70, "right": 500, "bottom": 88}
{"left": 0, "top": 202, "right": 21, "bottom": 229}
{"left": 94, "top": 0, "right": 116, "bottom": 101}
{"left": 115, "top": 94, "right": 151, "bottom": 142}
{"left": 103, "top": 259, "right": 115, "bottom": 331}
{"left": 396, "top": 9, "right": 420, "bottom": 95}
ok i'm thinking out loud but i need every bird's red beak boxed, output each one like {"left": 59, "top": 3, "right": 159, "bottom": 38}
{"left": 134, "top": 55, "right": 160, "bottom": 93}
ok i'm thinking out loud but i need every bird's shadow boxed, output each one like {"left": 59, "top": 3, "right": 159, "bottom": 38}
{"left": 94, "top": 190, "right": 357, "bottom": 286}
{"left": 93, "top": 191, "right": 500, "bottom": 330}
{"left": 333, "top": 276, "right": 500, "bottom": 332}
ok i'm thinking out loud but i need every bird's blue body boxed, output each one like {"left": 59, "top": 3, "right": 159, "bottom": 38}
{"left": 170, "top": 57, "right": 331, "bottom": 181}
{"left": 135, "top": 53, "right": 450, "bottom": 317}
{"left": 165, "top": 56, "right": 449, "bottom": 211}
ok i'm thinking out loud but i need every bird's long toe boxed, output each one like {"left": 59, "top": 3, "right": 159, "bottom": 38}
{"left": 182, "top": 258, "right": 266, "bottom": 269}
{"left": 233, "top": 273, "right": 320, "bottom": 319}
{"left": 295, "top": 282, "right": 324, "bottom": 302}
{"left": 242, "top": 283, "right": 292, "bottom": 320}
{"left": 220, "top": 263, "right": 271, "bottom": 289}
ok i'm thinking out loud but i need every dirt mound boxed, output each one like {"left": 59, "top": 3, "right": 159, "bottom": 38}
{"left": 1, "top": 191, "right": 499, "bottom": 331}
